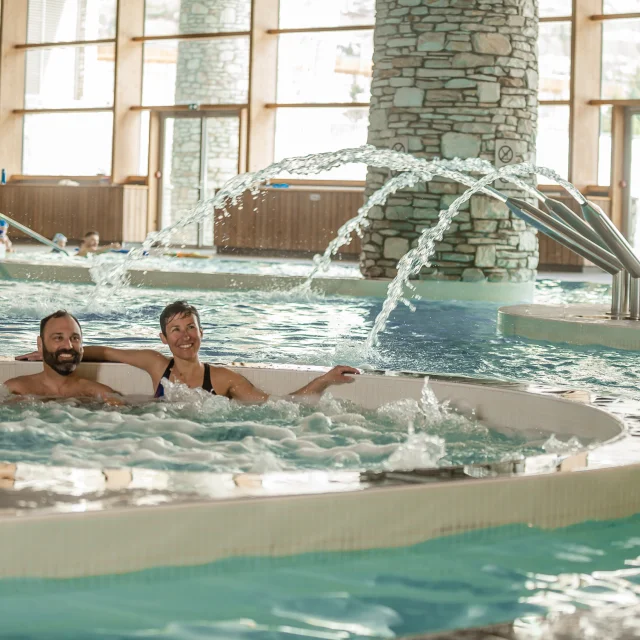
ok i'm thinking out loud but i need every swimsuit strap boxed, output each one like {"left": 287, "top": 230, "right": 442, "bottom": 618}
{"left": 154, "top": 359, "right": 175, "bottom": 398}
{"left": 203, "top": 363, "right": 216, "bottom": 395}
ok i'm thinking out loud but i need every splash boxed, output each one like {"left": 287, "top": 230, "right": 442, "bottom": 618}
{"left": 80, "top": 144, "right": 586, "bottom": 349}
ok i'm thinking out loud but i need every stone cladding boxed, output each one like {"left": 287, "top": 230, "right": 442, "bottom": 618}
{"left": 362, "top": 0, "right": 540, "bottom": 283}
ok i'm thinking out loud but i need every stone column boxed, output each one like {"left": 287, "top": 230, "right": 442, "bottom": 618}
{"left": 170, "top": 0, "right": 249, "bottom": 245}
{"left": 362, "top": 0, "right": 539, "bottom": 283}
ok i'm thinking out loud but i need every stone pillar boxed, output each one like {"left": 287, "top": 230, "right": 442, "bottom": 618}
{"left": 169, "top": 0, "right": 249, "bottom": 245}
{"left": 362, "top": 0, "right": 539, "bottom": 284}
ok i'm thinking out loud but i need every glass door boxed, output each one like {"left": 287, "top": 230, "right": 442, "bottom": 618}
{"left": 159, "top": 112, "right": 242, "bottom": 248}
{"left": 625, "top": 109, "right": 640, "bottom": 250}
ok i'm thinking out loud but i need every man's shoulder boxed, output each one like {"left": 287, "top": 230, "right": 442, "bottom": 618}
{"left": 4, "top": 374, "right": 40, "bottom": 394}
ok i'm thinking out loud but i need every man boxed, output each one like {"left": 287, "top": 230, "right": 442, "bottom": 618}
{"left": 6, "top": 311, "right": 117, "bottom": 400}
{"left": 17, "top": 301, "right": 359, "bottom": 402}
{"left": 77, "top": 230, "right": 121, "bottom": 257}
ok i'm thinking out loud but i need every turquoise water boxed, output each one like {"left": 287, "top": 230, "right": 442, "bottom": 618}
{"left": 0, "top": 514, "right": 639, "bottom": 638}
{"left": 0, "top": 391, "right": 553, "bottom": 472}
{"left": 0, "top": 277, "right": 637, "bottom": 399}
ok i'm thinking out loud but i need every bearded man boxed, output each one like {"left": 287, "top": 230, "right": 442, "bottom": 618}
{"left": 4, "top": 310, "right": 117, "bottom": 400}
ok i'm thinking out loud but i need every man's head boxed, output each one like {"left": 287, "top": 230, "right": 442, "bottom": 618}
{"left": 82, "top": 231, "right": 99, "bottom": 251}
{"left": 38, "top": 311, "right": 83, "bottom": 376}
{"left": 159, "top": 301, "right": 202, "bottom": 360}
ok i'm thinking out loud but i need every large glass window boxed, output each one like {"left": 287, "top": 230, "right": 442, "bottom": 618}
{"left": 144, "top": 0, "right": 250, "bottom": 37}
{"left": 274, "top": 107, "right": 368, "bottom": 180}
{"left": 536, "top": 105, "right": 571, "bottom": 180}
{"left": 276, "top": 31, "right": 373, "bottom": 103}
{"left": 23, "top": 112, "right": 113, "bottom": 175}
{"left": 278, "top": 0, "right": 375, "bottom": 30}
{"left": 538, "top": 21, "right": 572, "bottom": 101}
{"left": 601, "top": 20, "right": 640, "bottom": 99}
{"left": 604, "top": 0, "right": 640, "bottom": 12}
{"left": 25, "top": 44, "right": 115, "bottom": 109}
{"left": 539, "top": 0, "right": 572, "bottom": 17}
{"left": 142, "top": 38, "right": 249, "bottom": 106}
{"left": 26, "top": 0, "right": 116, "bottom": 43}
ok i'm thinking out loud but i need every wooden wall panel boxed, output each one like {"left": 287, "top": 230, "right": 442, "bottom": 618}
{"left": 0, "top": 185, "right": 149, "bottom": 243}
{"left": 538, "top": 195, "right": 611, "bottom": 270}
{"left": 215, "top": 187, "right": 364, "bottom": 256}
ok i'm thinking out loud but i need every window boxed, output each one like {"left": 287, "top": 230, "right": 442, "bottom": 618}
{"left": 276, "top": 31, "right": 373, "bottom": 103}
{"left": 144, "top": 0, "right": 250, "bottom": 37}
{"left": 25, "top": 44, "right": 115, "bottom": 109}
{"left": 278, "top": 0, "right": 374, "bottom": 30}
{"left": 21, "top": 0, "right": 117, "bottom": 175}
{"left": 601, "top": 19, "right": 640, "bottom": 99}
{"left": 26, "top": 0, "right": 116, "bottom": 43}
{"left": 538, "top": 0, "right": 572, "bottom": 17}
{"left": 538, "top": 21, "right": 572, "bottom": 101}
{"left": 23, "top": 112, "right": 113, "bottom": 175}
{"left": 603, "top": 0, "right": 640, "bottom": 12}
{"left": 273, "top": 0, "right": 374, "bottom": 180}
{"left": 142, "top": 38, "right": 249, "bottom": 106}
{"left": 536, "top": 105, "right": 570, "bottom": 180}
{"left": 274, "top": 108, "right": 369, "bottom": 180}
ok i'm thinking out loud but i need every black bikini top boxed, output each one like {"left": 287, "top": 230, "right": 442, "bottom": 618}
{"left": 154, "top": 359, "right": 215, "bottom": 398}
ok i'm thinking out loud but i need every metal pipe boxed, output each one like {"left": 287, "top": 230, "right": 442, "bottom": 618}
{"left": 0, "top": 211, "right": 69, "bottom": 255}
{"left": 541, "top": 198, "right": 611, "bottom": 251}
{"left": 581, "top": 200, "right": 640, "bottom": 278}
{"left": 629, "top": 277, "right": 640, "bottom": 320}
{"left": 611, "top": 271, "right": 629, "bottom": 318}
{"left": 506, "top": 197, "right": 624, "bottom": 275}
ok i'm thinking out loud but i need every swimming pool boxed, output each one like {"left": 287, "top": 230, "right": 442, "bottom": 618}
{"left": 1, "top": 513, "right": 639, "bottom": 638}
{"left": 1, "top": 274, "right": 640, "bottom": 638}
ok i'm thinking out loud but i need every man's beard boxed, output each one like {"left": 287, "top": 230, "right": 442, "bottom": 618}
{"left": 42, "top": 346, "right": 82, "bottom": 376}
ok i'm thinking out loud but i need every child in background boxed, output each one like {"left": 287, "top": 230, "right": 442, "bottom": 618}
{"left": 0, "top": 220, "right": 13, "bottom": 257}
{"left": 51, "top": 233, "right": 67, "bottom": 252}
{"left": 77, "top": 230, "right": 121, "bottom": 257}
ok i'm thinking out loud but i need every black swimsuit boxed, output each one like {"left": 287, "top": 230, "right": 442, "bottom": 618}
{"left": 154, "top": 359, "right": 216, "bottom": 398}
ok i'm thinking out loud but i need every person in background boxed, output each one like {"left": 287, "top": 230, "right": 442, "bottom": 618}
{"left": 0, "top": 220, "right": 13, "bottom": 253}
{"left": 77, "top": 230, "right": 121, "bottom": 257}
{"left": 51, "top": 233, "right": 67, "bottom": 252}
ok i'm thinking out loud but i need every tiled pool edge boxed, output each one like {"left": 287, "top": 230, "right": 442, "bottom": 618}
{"left": 498, "top": 303, "right": 640, "bottom": 351}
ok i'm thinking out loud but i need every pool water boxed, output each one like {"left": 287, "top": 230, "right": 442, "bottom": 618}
{"left": 0, "top": 277, "right": 637, "bottom": 400}
{"left": 0, "top": 383, "right": 559, "bottom": 472}
{"left": 4, "top": 249, "right": 362, "bottom": 279}
{"left": 1, "top": 513, "right": 639, "bottom": 638}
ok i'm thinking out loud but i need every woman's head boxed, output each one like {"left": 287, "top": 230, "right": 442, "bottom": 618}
{"left": 159, "top": 301, "right": 203, "bottom": 360}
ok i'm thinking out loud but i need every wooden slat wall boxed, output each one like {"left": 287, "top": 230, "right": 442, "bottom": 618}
{"left": 537, "top": 195, "right": 612, "bottom": 270}
{"left": 0, "top": 185, "right": 149, "bottom": 243}
{"left": 215, "top": 187, "right": 364, "bottom": 256}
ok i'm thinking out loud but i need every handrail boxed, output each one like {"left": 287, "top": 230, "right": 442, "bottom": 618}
{"left": 0, "top": 212, "right": 69, "bottom": 256}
